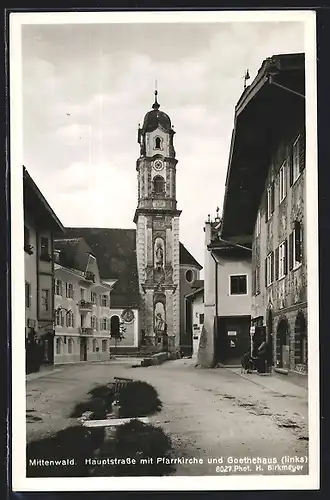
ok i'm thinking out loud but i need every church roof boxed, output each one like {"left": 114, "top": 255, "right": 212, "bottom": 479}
{"left": 62, "top": 228, "right": 140, "bottom": 309}
{"left": 59, "top": 228, "right": 202, "bottom": 307}
{"left": 179, "top": 243, "right": 203, "bottom": 270}
{"left": 141, "top": 91, "right": 173, "bottom": 133}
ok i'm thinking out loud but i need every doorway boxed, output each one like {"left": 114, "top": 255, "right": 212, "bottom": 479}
{"left": 80, "top": 337, "right": 87, "bottom": 361}
{"left": 276, "top": 318, "right": 290, "bottom": 370}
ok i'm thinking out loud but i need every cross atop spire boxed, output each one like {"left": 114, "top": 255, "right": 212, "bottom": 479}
{"left": 152, "top": 80, "right": 160, "bottom": 110}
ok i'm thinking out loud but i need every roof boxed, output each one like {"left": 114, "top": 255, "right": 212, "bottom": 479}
{"left": 23, "top": 166, "right": 64, "bottom": 233}
{"left": 191, "top": 279, "right": 204, "bottom": 290}
{"left": 180, "top": 243, "right": 203, "bottom": 270}
{"left": 62, "top": 228, "right": 140, "bottom": 308}
{"left": 141, "top": 91, "right": 173, "bottom": 133}
{"left": 54, "top": 237, "right": 93, "bottom": 273}
{"left": 220, "top": 53, "right": 305, "bottom": 239}
{"left": 185, "top": 286, "right": 204, "bottom": 301}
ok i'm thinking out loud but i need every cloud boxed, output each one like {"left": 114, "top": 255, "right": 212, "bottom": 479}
{"left": 21, "top": 20, "right": 305, "bottom": 269}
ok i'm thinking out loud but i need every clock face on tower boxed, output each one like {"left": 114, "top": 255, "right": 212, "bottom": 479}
{"left": 154, "top": 160, "right": 164, "bottom": 172}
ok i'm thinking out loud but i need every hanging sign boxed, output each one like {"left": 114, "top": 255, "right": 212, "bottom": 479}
{"left": 228, "top": 331, "right": 237, "bottom": 336}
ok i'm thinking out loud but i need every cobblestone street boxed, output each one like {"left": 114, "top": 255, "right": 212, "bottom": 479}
{"left": 26, "top": 357, "right": 308, "bottom": 476}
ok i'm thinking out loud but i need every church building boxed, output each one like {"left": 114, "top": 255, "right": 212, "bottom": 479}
{"left": 63, "top": 92, "right": 202, "bottom": 354}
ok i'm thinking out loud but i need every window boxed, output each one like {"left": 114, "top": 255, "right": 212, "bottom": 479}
{"left": 199, "top": 314, "right": 204, "bottom": 325}
{"left": 68, "top": 338, "right": 73, "bottom": 354}
{"left": 255, "top": 211, "right": 261, "bottom": 237}
{"left": 100, "top": 318, "right": 108, "bottom": 331}
{"left": 24, "top": 226, "right": 30, "bottom": 247}
{"left": 54, "top": 250, "right": 60, "bottom": 263}
{"left": 81, "top": 288, "right": 86, "bottom": 300}
{"left": 185, "top": 269, "right": 194, "bottom": 283}
{"left": 266, "top": 183, "right": 275, "bottom": 220}
{"left": 153, "top": 176, "right": 165, "bottom": 194}
{"left": 91, "top": 315, "right": 97, "bottom": 329}
{"left": 66, "top": 310, "right": 75, "bottom": 328}
{"left": 25, "top": 282, "right": 31, "bottom": 308}
{"left": 292, "top": 136, "right": 300, "bottom": 184}
{"left": 92, "top": 339, "right": 97, "bottom": 353}
{"left": 101, "top": 294, "right": 108, "bottom": 307}
{"left": 56, "top": 337, "right": 61, "bottom": 355}
{"left": 289, "top": 221, "right": 303, "bottom": 270}
{"left": 66, "top": 283, "right": 74, "bottom": 299}
{"left": 91, "top": 291, "right": 97, "bottom": 304}
{"left": 279, "top": 161, "right": 287, "bottom": 203}
{"left": 55, "top": 309, "right": 61, "bottom": 327}
{"left": 230, "top": 275, "right": 247, "bottom": 295}
{"left": 41, "top": 289, "right": 50, "bottom": 312}
{"left": 154, "top": 136, "right": 162, "bottom": 150}
{"left": 40, "top": 237, "right": 49, "bottom": 256}
{"left": 265, "top": 252, "right": 274, "bottom": 287}
{"left": 55, "top": 279, "right": 62, "bottom": 296}
{"left": 102, "top": 340, "right": 107, "bottom": 352}
{"left": 277, "top": 241, "right": 288, "bottom": 279}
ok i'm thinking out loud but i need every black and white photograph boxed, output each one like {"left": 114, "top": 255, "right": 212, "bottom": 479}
{"left": 10, "top": 10, "right": 319, "bottom": 491}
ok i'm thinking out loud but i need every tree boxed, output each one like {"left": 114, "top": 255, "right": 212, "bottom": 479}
{"left": 111, "top": 320, "right": 126, "bottom": 350}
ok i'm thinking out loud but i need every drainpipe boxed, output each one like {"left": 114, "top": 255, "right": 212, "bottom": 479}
{"left": 211, "top": 252, "right": 219, "bottom": 367}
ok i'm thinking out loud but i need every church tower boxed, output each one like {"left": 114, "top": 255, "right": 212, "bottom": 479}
{"left": 134, "top": 91, "right": 181, "bottom": 352}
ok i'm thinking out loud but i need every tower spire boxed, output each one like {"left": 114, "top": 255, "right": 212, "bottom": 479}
{"left": 152, "top": 80, "right": 160, "bottom": 110}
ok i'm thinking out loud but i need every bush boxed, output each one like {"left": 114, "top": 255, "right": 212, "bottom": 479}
{"left": 93, "top": 420, "right": 173, "bottom": 476}
{"left": 117, "top": 381, "right": 162, "bottom": 417}
{"left": 27, "top": 426, "right": 105, "bottom": 477}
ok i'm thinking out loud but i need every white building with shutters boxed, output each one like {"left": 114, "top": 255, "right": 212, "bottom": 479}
{"left": 53, "top": 237, "right": 114, "bottom": 364}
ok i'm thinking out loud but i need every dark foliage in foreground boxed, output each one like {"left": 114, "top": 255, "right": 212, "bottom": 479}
{"left": 26, "top": 426, "right": 105, "bottom": 477}
{"left": 117, "top": 380, "right": 163, "bottom": 417}
{"left": 69, "top": 383, "right": 116, "bottom": 419}
{"left": 91, "top": 420, "right": 174, "bottom": 477}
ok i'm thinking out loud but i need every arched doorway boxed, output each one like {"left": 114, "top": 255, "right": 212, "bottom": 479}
{"left": 294, "top": 311, "right": 307, "bottom": 370}
{"left": 266, "top": 308, "right": 273, "bottom": 367}
{"left": 111, "top": 315, "right": 120, "bottom": 338}
{"left": 276, "top": 318, "right": 290, "bottom": 370}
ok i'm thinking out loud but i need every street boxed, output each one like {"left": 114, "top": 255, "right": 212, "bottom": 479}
{"left": 26, "top": 357, "right": 309, "bottom": 476}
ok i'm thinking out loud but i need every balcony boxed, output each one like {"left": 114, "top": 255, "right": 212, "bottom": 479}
{"left": 85, "top": 271, "right": 95, "bottom": 282}
{"left": 79, "top": 300, "right": 93, "bottom": 311}
{"left": 79, "top": 327, "right": 94, "bottom": 335}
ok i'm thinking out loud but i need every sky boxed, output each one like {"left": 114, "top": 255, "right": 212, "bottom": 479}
{"left": 21, "top": 18, "right": 304, "bottom": 272}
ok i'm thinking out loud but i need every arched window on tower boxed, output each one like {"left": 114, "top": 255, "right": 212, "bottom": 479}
{"left": 154, "top": 176, "right": 165, "bottom": 194}
{"left": 154, "top": 136, "right": 162, "bottom": 150}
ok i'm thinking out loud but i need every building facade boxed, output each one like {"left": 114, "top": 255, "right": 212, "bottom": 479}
{"left": 220, "top": 53, "right": 307, "bottom": 375}
{"left": 24, "top": 167, "right": 64, "bottom": 371}
{"left": 53, "top": 238, "right": 113, "bottom": 364}
{"left": 185, "top": 281, "right": 204, "bottom": 355}
{"left": 197, "top": 216, "right": 252, "bottom": 367}
{"left": 134, "top": 91, "right": 181, "bottom": 352}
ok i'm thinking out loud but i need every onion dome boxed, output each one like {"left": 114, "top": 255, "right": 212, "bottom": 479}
{"left": 141, "top": 90, "right": 172, "bottom": 132}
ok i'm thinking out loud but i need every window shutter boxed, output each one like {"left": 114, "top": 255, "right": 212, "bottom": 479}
{"left": 61, "top": 311, "right": 64, "bottom": 326}
{"left": 72, "top": 314, "right": 75, "bottom": 328}
{"left": 271, "top": 252, "right": 274, "bottom": 283}
{"left": 275, "top": 247, "right": 279, "bottom": 280}
{"left": 299, "top": 131, "right": 305, "bottom": 173}
{"left": 265, "top": 258, "right": 268, "bottom": 287}
{"left": 265, "top": 193, "right": 268, "bottom": 222}
{"left": 289, "top": 232, "right": 294, "bottom": 270}
{"left": 294, "top": 221, "right": 302, "bottom": 262}
{"left": 289, "top": 147, "right": 294, "bottom": 186}
{"left": 252, "top": 270, "right": 255, "bottom": 296}
{"left": 65, "top": 282, "right": 68, "bottom": 298}
{"left": 284, "top": 239, "right": 288, "bottom": 275}
{"left": 271, "top": 183, "right": 275, "bottom": 214}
